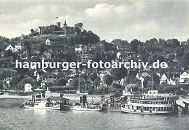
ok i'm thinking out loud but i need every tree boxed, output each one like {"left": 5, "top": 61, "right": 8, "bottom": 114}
{"left": 148, "top": 52, "right": 164, "bottom": 64}
{"left": 39, "top": 44, "right": 47, "bottom": 54}
{"left": 0, "top": 69, "right": 16, "bottom": 80}
{"left": 89, "top": 72, "right": 98, "bottom": 82}
{"left": 0, "top": 80, "right": 4, "bottom": 90}
{"left": 23, "top": 40, "right": 31, "bottom": 57}
{"left": 69, "top": 78, "right": 79, "bottom": 90}
{"left": 17, "top": 76, "right": 35, "bottom": 90}
{"left": 102, "top": 40, "right": 112, "bottom": 52}
{"left": 172, "top": 39, "right": 180, "bottom": 47}
{"left": 181, "top": 51, "right": 189, "bottom": 69}
{"left": 103, "top": 74, "right": 113, "bottom": 91}
{"left": 88, "top": 31, "right": 100, "bottom": 44}
{"left": 110, "top": 68, "right": 128, "bottom": 83}
{"left": 152, "top": 73, "right": 160, "bottom": 85}
{"left": 176, "top": 47, "right": 184, "bottom": 58}
{"left": 130, "top": 39, "right": 140, "bottom": 53}
{"left": 54, "top": 78, "right": 68, "bottom": 86}
{"left": 89, "top": 72, "right": 100, "bottom": 91}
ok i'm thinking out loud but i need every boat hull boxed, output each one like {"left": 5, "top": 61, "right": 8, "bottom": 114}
{"left": 23, "top": 105, "right": 60, "bottom": 110}
{"left": 71, "top": 106, "right": 101, "bottom": 111}
{"left": 121, "top": 107, "right": 175, "bottom": 114}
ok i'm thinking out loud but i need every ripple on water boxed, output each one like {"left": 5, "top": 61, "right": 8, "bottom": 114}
{"left": 0, "top": 108, "right": 189, "bottom": 130}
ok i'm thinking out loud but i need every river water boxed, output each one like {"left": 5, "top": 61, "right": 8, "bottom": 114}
{"left": 0, "top": 107, "right": 189, "bottom": 130}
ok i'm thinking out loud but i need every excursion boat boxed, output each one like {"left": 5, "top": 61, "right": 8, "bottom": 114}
{"left": 20, "top": 94, "right": 60, "bottom": 110}
{"left": 71, "top": 94, "right": 101, "bottom": 111}
{"left": 121, "top": 90, "right": 178, "bottom": 114}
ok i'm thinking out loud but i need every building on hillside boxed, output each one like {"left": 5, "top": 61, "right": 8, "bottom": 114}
{"left": 141, "top": 72, "right": 151, "bottom": 78}
{"left": 117, "top": 52, "right": 122, "bottom": 59}
{"left": 37, "top": 21, "right": 76, "bottom": 36}
{"left": 5, "top": 44, "right": 17, "bottom": 52}
{"left": 24, "top": 83, "right": 32, "bottom": 93}
{"left": 160, "top": 74, "right": 168, "bottom": 84}
{"left": 45, "top": 39, "right": 51, "bottom": 45}
{"left": 44, "top": 51, "right": 51, "bottom": 60}
{"left": 15, "top": 43, "right": 24, "bottom": 50}
{"left": 167, "top": 78, "right": 176, "bottom": 85}
{"left": 179, "top": 72, "right": 189, "bottom": 84}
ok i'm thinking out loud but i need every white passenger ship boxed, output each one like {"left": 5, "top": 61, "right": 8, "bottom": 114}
{"left": 121, "top": 90, "right": 178, "bottom": 114}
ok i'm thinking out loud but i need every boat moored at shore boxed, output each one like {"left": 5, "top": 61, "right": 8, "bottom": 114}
{"left": 121, "top": 90, "right": 178, "bottom": 114}
{"left": 20, "top": 93, "right": 60, "bottom": 110}
{"left": 71, "top": 104, "right": 101, "bottom": 111}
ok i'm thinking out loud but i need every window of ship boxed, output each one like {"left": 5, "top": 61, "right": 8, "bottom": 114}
{"left": 168, "top": 107, "right": 172, "bottom": 111}
{"left": 160, "top": 107, "right": 163, "bottom": 111}
{"left": 36, "top": 99, "right": 41, "bottom": 101}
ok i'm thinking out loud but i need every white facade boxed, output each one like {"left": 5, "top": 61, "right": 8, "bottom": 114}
{"left": 15, "top": 43, "right": 22, "bottom": 50}
{"left": 179, "top": 72, "right": 189, "bottom": 84}
{"left": 180, "top": 72, "right": 189, "bottom": 79}
{"left": 5, "top": 44, "right": 17, "bottom": 52}
{"left": 167, "top": 78, "right": 176, "bottom": 85}
{"left": 117, "top": 52, "right": 121, "bottom": 59}
{"left": 24, "top": 83, "right": 32, "bottom": 92}
{"left": 160, "top": 74, "right": 167, "bottom": 84}
{"left": 45, "top": 39, "right": 51, "bottom": 45}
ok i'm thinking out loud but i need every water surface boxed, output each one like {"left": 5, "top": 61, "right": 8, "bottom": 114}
{"left": 0, "top": 107, "right": 188, "bottom": 130}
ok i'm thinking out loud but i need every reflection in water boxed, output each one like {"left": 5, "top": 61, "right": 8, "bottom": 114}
{"left": 31, "top": 109, "right": 48, "bottom": 116}
{"left": 1, "top": 108, "right": 189, "bottom": 130}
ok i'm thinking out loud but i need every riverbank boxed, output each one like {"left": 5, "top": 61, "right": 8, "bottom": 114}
{"left": 0, "top": 93, "right": 107, "bottom": 108}
{"left": 0, "top": 96, "right": 30, "bottom": 108}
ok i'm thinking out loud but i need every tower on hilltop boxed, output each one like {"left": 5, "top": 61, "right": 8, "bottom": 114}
{"left": 64, "top": 20, "right": 67, "bottom": 27}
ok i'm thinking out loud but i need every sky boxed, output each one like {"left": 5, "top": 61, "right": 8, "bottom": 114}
{"left": 0, "top": 0, "right": 189, "bottom": 42}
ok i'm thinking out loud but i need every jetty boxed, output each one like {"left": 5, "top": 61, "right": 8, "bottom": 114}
{"left": 176, "top": 96, "right": 189, "bottom": 114}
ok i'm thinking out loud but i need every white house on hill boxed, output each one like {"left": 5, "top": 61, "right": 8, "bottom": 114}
{"left": 179, "top": 72, "right": 189, "bottom": 84}
{"left": 24, "top": 83, "right": 32, "bottom": 93}
{"left": 160, "top": 74, "right": 168, "bottom": 84}
{"left": 45, "top": 39, "right": 51, "bottom": 45}
{"left": 5, "top": 44, "right": 17, "bottom": 52}
{"left": 15, "top": 43, "right": 23, "bottom": 50}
